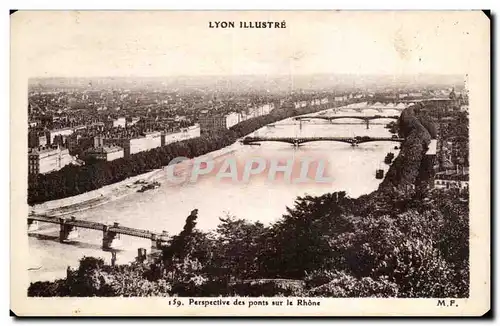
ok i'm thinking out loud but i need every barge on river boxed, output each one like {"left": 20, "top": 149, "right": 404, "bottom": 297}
{"left": 137, "top": 181, "right": 161, "bottom": 193}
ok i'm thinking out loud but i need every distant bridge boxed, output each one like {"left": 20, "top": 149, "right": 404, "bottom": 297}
{"left": 295, "top": 115, "right": 399, "bottom": 122}
{"left": 241, "top": 136, "right": 405, "bottom": 147}
{"left": 338, "top": 107, "right": 405, "bottom": 113}
{"left": 294, "top": 115, "right": 399, "bottom": 129}
{"left": 28, "top": 214, "right": 171, "bottom": 250}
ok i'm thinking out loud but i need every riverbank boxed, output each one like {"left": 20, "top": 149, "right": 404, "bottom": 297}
{"left": 377, "top": 102, "right": 434, "bottom": 193}
{"left": 31, "top": 144, "right": 240, "bottom": 217}
{"left": 29, "top": 102, "right": 345, "bottom": 206}
{"left": 29, "top": 103, "right": 350, "bottom": 215}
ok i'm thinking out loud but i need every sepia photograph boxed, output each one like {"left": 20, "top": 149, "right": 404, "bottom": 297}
{"left": 10, "top": 10, "right": 490, "bottom": 316}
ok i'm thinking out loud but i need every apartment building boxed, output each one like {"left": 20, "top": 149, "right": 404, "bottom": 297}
{"left": 28, "top": 145, "right": 73, "bottom": 176}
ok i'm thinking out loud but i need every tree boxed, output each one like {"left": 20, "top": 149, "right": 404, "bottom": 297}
{"left": 162, "top": 209, "right": 199, "bottom": 264}
{"left": 268, "top": 192, "right": 355, "bottom": 278}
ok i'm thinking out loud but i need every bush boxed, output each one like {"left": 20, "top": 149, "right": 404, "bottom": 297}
{"left": 229, "top": 279, "right": 306, "bottom": 297}
{"left": 307, "top": 271, "right": 399, "bottom": 297}
{"left": 28, "top": 279, "right": 68, "bottom": 297}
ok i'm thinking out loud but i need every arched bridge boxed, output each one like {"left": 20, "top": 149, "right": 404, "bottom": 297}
{"left": 294, "top": 115, "right": 399, "bottom": 129}
{"left": 295, "top": 115, "right": 399, "bottom": 122}
{"left": 335, "top": 107, "right": 404, "bottom": 114}
{"left": 241, "top": 136, "right": 405, "bottom": 147}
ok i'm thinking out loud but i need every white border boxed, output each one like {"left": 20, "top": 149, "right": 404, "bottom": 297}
{"left": 3, "top": 1, "right": 498, "bottom": 324}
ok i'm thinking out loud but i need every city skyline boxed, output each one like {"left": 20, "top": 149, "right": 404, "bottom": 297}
{"left": 28, "top": 74, "right": 465, "bottom": 94}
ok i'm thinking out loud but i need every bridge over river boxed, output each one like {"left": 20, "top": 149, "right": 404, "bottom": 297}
{"left": 337, "top": 106, "right": 405, "bottom": 113}
{"left": 241, "top": 136, "right": 405, "bottom": 146}
{"left": 294, "top": 115, "right": 399, "bottom": 129}
{"left": 28, "top": 214, "right": 171, "bottom": 250}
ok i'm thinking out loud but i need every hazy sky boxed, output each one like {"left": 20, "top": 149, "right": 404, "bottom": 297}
{"left": 11, "top": 11, "right": 488, "bottom": 77}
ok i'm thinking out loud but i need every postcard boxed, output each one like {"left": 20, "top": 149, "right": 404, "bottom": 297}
{"left": 10, "top": 10, "right": 490, "bottom": 316}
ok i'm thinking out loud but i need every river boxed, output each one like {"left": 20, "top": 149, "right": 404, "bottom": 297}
{"left": 28, "top": 105, "right": 402, "bottom": 282}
